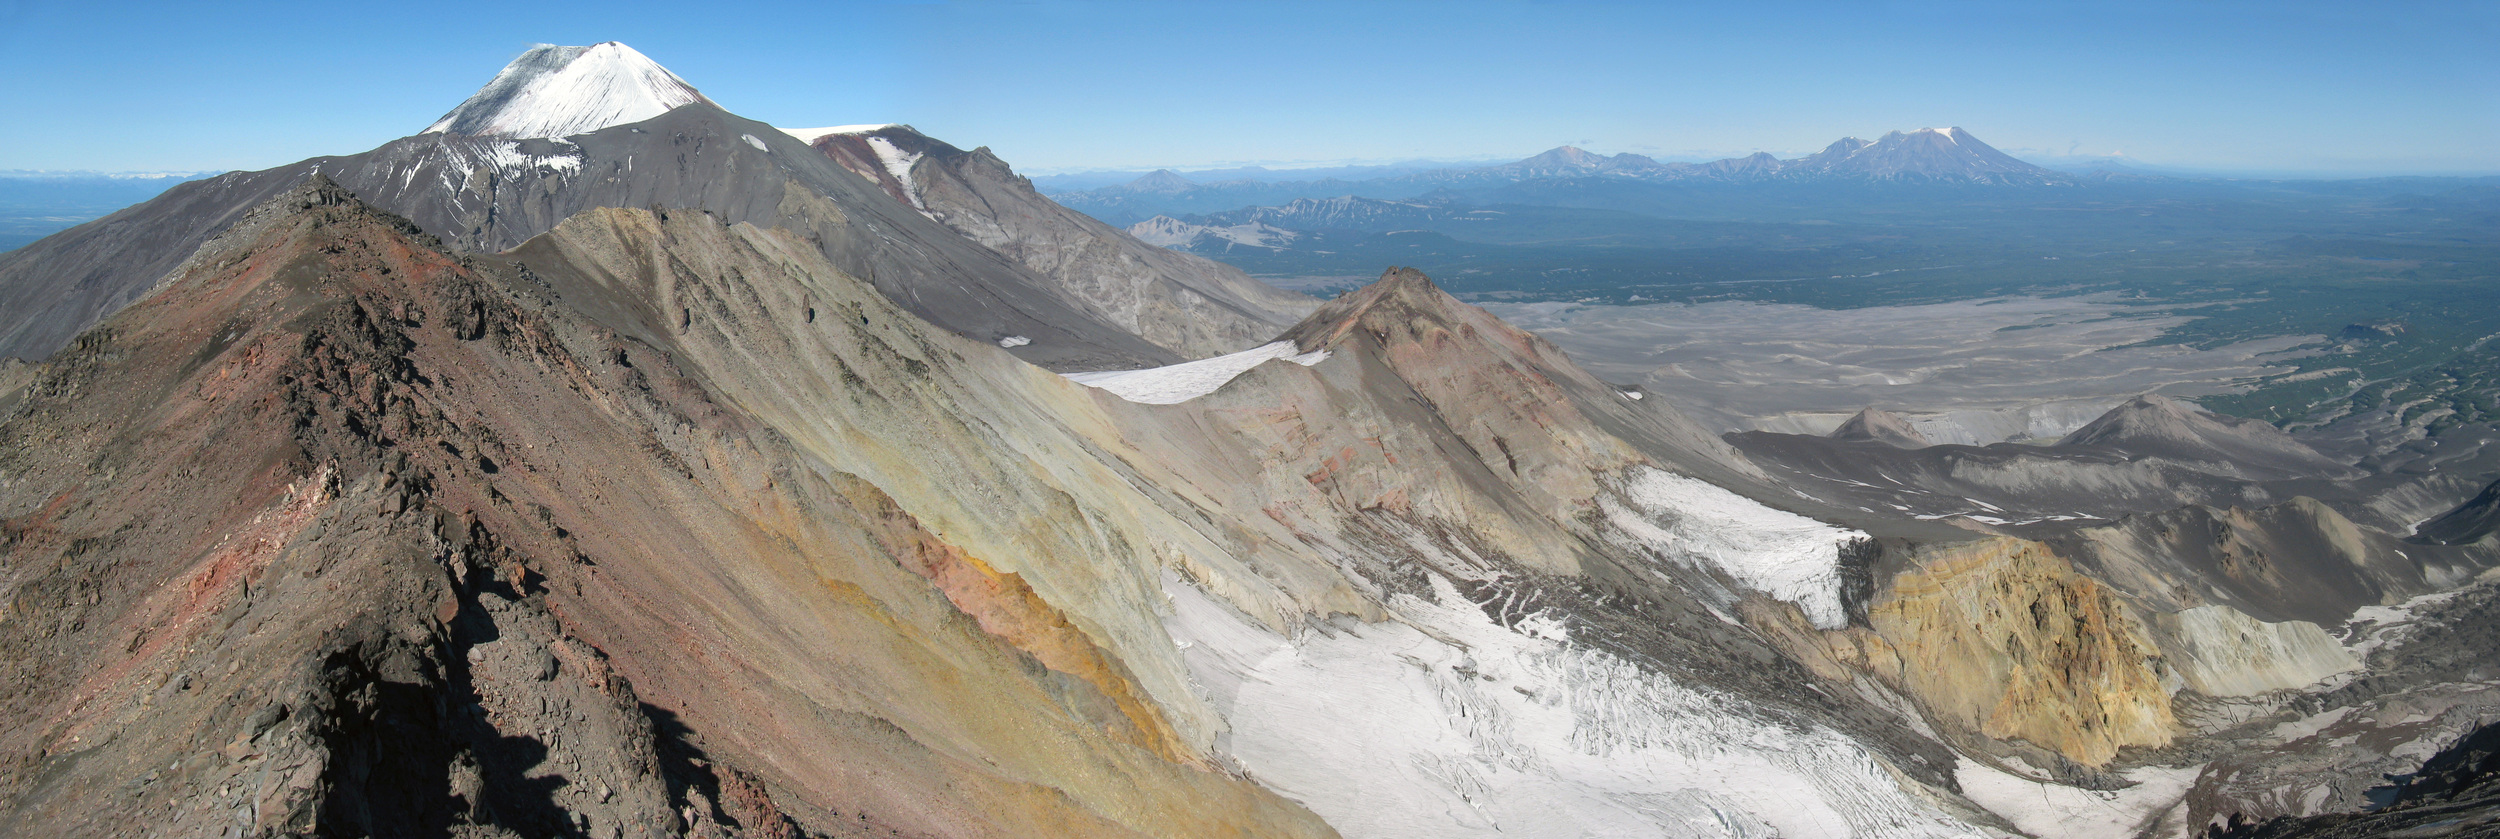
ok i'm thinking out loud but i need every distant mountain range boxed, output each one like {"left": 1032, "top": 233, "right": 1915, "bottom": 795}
{"left": 1053, "top": 127, "right": 2079, "bottom": 225}
{"left": 1483, "top": 128, "right": 2062, "bottom": 184}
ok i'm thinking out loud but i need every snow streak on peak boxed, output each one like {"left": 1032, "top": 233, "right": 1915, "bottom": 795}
{"left": 1919, "top": 127, "right": 1960, "bottom": 143}
{"left": 425, "top": 42, "right": 711, "bottom": 140}
{"left": 778, "top": 124, "right": 898, "bottom": 144}
{"left": 863, "top": 135, "right": 929, "bottom": 212}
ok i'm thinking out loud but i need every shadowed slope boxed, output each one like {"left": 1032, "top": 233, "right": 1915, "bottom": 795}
{"left": 2414, "top": 478, "right": 2500, "bottom": 546}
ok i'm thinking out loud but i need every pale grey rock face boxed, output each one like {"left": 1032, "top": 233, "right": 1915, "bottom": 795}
{"left": 2153, "top": 605, "right": 2357, "bottom": 697}
{"left": 806, "top": 126, "right": 1316, "bottom": 360}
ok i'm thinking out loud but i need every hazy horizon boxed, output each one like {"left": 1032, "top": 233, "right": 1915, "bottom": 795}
{"left": 1, "top": 0, "right": 2493, "bottom": 178}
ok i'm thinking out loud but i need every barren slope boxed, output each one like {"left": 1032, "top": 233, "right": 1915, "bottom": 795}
{"left": 802, "top": 126, "right": 1317, "bottom": 359}
{"left": 0, "top": 179, "right": 1332, "bottom": 838}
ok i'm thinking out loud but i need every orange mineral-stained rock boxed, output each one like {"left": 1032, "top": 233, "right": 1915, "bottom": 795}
{"left": 1863, "top": 537, "right": 2176, "bottom": 766}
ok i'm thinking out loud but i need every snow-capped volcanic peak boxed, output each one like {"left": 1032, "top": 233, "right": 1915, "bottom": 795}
{"left": 1918, "top": 127, "right": 1960, "bottom": 143}
{"left": 425, "top": 42, "right": 712, "bottom": 140}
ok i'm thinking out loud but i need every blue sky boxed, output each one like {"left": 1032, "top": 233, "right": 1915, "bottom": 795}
{"left": 1, "top": 0, "right": 2493, "bottom": 176}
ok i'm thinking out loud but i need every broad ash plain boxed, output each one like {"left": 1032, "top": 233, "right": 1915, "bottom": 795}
{"left": 2, "top": 42, "right": 2497, "bottom": 839}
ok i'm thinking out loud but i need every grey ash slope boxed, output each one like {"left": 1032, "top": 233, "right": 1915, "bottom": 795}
{"left": 2058, "top": 395, "right": 2363, "bottom": 482}
{"left": 799, "top": 125, "right": 1317, "bottom": 358}
{"left": 1733, "top": 394, "right": 2500, "bottom": 625}
{"left": 1736, "top": 394, "right": 2371, "bottom": 531}
{"left": 1831, "top": 406, "right": 1932, "bottom": 448}
{"left": 0, "top": 49, "right": 1185, "bottom": 370}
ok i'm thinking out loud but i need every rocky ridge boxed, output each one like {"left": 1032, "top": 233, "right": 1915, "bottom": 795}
{"left": 803, "top": 125, "right": 1317, "bottom": 358}
{"left": 0, "top": 178, "right": 1333, "bottom": 837}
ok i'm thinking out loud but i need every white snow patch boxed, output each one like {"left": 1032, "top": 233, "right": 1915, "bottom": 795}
{"left": 1163, "top": 572, "right": 1988, "bottom": 839}
{"left": 860, "top": 135, "right": 928, "bottom": 211}
{"left": 470, "top": 140, "right": 582, "bottom": 176}
{"left": 776, "top": 124, "right": 896, "bottom": 143}
{"left": 1955, "top": 757, "right": 2201, "bottom": 839}
{"left": 740, "top": 133, "right": 770, "bottom": 152}
{"left": 1922, "top": 127, "right": 1959, "bottom": 143}
{"left": 1622, "top": 390, "right": 1645, "bottom": 400}
{"left": 1063, "top": 341, "right": 1328, "bottom": 405}
{"left": 1604, "top": 468, "right": 1863, "bottom": 629}
{"left": 997, "top": 335, "right": 1031, "bottom": 348}
{"left": 425, "top": 43, "right": 707, "bottom": 140}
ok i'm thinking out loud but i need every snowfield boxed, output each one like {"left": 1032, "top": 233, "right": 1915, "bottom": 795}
{"left": 1605, "top": 467, "right": 1865, "bottom": 629}
{"left": 1163, "top": 572, "right": 1989, "bottom": 839}
{"left": 1955, "top": 757, "right": 2201, "bottom": 839}
{"left": 424, "top": 42, "right": 707, "bottom": 140}
{"left": 1063, "top": 341, "right": 1329, "bottom": 404}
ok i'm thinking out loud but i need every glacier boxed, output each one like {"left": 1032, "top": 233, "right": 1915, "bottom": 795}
{"left": 1163, "top": 572, "right": 1988, "bottom": 839}
{"left": 1605, "top": 468, "right": 1865, "bottom": 630}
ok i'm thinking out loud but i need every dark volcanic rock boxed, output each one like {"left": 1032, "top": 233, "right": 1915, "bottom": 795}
{"left": 2416, "top": 478, "right": 2500, "bottom": 546}
{"left": 2203, "top": 721, "right": 2500, "bottom": 838}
